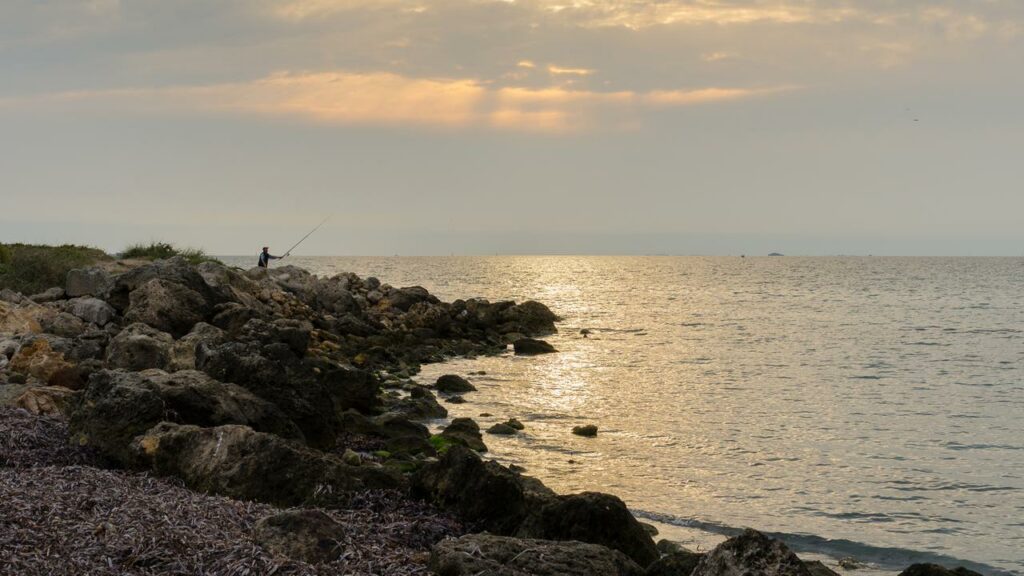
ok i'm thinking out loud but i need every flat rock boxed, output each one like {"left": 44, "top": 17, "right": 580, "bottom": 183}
{"left": 253, "top": 509, "right": 346, "bottom": 564}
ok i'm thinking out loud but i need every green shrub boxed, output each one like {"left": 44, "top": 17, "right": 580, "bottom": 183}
{"left": 121, "top": 242, "right": 219, "bottom": 265}
{"left": 0, "top": 243, "right": 110, "bottom": 295}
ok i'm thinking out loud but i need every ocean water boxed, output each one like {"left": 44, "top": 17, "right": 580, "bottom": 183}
{"left": 224, "top": 256, "right": 1024, "bottom": 574}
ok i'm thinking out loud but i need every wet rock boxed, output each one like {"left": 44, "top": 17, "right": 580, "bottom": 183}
{"left": 897, "top": 564, "right": 984, "bottom": 576}
{"left": 168, "top": 322, "right": 225, "bottom": 372}
{"left": 430, "top": 533, "right": 644, "bottom": 576}
{"left": 125, "top": 279, "right": 208, "bottom": 338}
{"left": 29, "top": 287, "right": 65, "bottom": 303}
{"left": 517, "top": 491, "right": 659, "bottom": 567}
{"left": 513, "top": 338, "right": 557, "bottom": 355}
{"left": 132, "top": 422, "right": 401, "bottom": 505}
{"left": 690, "top": 529, "right": 811, "bottom": 576}
{"left": 66, "top": 267, "right": 114, "bottom": 299}
{"left": 389, "top": 386, "right": 447, "bottom": 419}
{"left": 446, "top": 395, "right": 465, "bottom": 404}
{"left": 646, "top": 550, "right": 704, "bottom": 576}
{"left": 412, "top": 445, "right": 528, "bottom": 535}
{"left": 656, "top": 539, "right": 687, "bottom": 555}
{"left": 14, "top": 386, "right": 80, "bottom": 417}
{"left": 573, "top": 424, "right": 599, "bottom": 437}
{"left": 487, "top": 423, "right": 518, "bottom": 435}
{"left": 435, "top": 374, "right": 476, "bottom": 393}
{"left": 106, "top": 323, "right": 174, "bottom": 371}
{"left": 253, "top": 509, "right": 346, "bottom": 564}
{"left": 69, "top": 368, "right": 303, "bottom": 465}
{"left": 67, "top": 297, "right": 117, "bottom": 326}
{"left": 505, "top": 418, "right": 524, "bottom": 430}
{"left": 440, "top": 418, "right": 487, "bottom": 452}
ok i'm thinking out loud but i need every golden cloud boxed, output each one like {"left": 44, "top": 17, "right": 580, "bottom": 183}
{"left": 6, "top": 71, "right": 788, "bottom": 133}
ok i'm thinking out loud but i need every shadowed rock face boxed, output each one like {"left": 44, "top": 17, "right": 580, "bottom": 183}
{"left": 691, "top": 529, "right": 811, "bottom": 576}
{"left": 69, "top": 368, "right": 304, "bottom": 465}
{"left": 897, "top": 564, "right": 983, "bottom": 576}
{"left": 131, "top": 422, "right": 403, "bottom": 506}
{"left": 517, "top": 492, "right": 660, "bottom": 568}
{"left": 430, "top": 533, "right": 645, "bottom": 576}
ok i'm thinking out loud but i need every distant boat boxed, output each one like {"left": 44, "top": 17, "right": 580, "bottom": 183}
{"left": 768, "top": 252, "right": 784, "bottom": 257}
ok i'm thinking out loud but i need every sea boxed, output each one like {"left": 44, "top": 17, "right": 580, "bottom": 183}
{"left": 222, "top": 256, "right": 1024, "bottom": 575}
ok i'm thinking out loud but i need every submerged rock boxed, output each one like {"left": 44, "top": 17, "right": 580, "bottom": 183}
{"left": 690, "top": 529, "right": 811, "bottom": 576}
{"left": 487, "top": 423, "right": 518, "bottom": 435}
{"left": 573, "top": 424, "right": 599, "bottom": 437}
{"left": 430, "top": 533, "right": 644, "bottom": 576}
{"left": 512, "top": 337, "right": 557, "bottom": 355}
{"left": 517, "top": 491, "right": 659, "bottom": 567}
{"left": 435, "top": 374, "right": 476, "bottom": 393}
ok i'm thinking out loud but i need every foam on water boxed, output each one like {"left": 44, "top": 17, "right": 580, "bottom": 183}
{"left": 223, "top": 255, "right": 1024, "bottom": 574}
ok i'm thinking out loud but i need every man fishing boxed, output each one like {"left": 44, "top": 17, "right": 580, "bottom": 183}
{"left": 258, "top": 247, "right": 282, "bottom": 268}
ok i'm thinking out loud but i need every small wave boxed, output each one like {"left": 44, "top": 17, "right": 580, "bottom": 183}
{"left": 630, "top": 510, "right": 1015, "bottom": 575}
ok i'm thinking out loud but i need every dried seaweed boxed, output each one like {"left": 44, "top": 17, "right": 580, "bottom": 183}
{"left": 0, "top": 408, "right": 463, "bottom": 576}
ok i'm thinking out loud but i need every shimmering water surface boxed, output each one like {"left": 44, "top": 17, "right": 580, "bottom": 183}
{"left": 226, "top": 256, "right": 1024, "bottom": 574}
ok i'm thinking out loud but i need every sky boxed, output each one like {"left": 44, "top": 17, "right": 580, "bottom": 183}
{"left": 1, "top": 0, "right": 1022, "bottom": 256}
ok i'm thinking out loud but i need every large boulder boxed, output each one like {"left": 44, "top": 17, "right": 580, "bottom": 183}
{"left": 500, "top": 301, "right": 559, "bottom": 335}
{"left": 66, "top": 267, "right": 114, "bottom": 299}
{"left": 430, "top": 533, "right": 644, "bottom": 576}
{"left": 69, "top": 368, "right": 303, "bottom": 465}
{"left": 131, "top": 422, "right": 401, "bottom": 505}
{"left": 106, "top": 323, "right": 174, "bottom": 371}
{"left": 690, "top": 529, "right": 811, "bottom": 576}
{"left": 253, "top": 510, "right": 346, "bottom": 564}
{"left": 108, "top": 257, "right": 218, "bottom": 312}
{"left": 413, "top": 445, "right": 529, "bottom": 535}
{"left": 124, "top": 278, "right": 208, "bottom": 338}
{"left": 168, "top": 322, "right": 225, "bottom": 372}
{"left": 381, "top": 286, "right": 436, "bottom": 312}
{"left": 8, "top": 338, "right": 83, "bottom": 388}
{"left": 0, "top": 301, "right": 44, "bottom": 334}
{"left": 67, "top": 297, "right": 117, "bottom": 326}
{"left": 39, "top": 312, "right": 87, "bottom": 338}
{"left": 440, "top": 417, "right": 487, "bottom": 452}
{"left": 517, "top": 492, "right": 659, "bottom": 567}
{"left": 14, "top": 386, "right": 80, "bottom": 417}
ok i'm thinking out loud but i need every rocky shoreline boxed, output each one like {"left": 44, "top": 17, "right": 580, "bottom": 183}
{"left": 0, "top": 257, "right": 988, "bottom": 575}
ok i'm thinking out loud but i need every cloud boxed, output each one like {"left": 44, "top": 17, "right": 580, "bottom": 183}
{"left": 548, "top": 65, "right": 595, "bottom": 76}
{"left": 2, "top": 70, "right": 785, "bottom": 133}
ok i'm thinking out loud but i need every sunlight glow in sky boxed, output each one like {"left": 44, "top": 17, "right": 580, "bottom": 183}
{"left": 1, "top": 0, "right": 1022, "bottom": 255}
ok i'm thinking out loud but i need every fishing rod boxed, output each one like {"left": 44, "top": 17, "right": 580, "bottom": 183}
{"left": 283, "top": 215, "right": 331, "bottom": 258}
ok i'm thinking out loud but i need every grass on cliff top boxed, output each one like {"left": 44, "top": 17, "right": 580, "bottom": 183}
{"left": 120, "top": 242, "right": 220, "bottom": 265}
{"left": 0, "top": 243, "right": 110, "bottom": 295}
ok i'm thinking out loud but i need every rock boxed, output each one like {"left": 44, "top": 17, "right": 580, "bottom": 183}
{"left": 124, "top": 278, "right": 208, "bottom": 338}
{"left": 805, "top": 561, "right": 841, "bottom": 576}
{"left": 505, "top": 418, "right": 524, "bottom": 430}
{"left": 412, "top": 445, "right": 528, "bottom": 535}
{"left": 106, "top": 323, "right": 174, "bottom": 371}
{"left": 440, "top": 417, "right": 487, "bottom": 452}
{"left": 69, "top": 368, "right": 303, "bottom": 465}
{"left": 897, "top": 564, "right": 984, "bottom": 576}
{"left": 9, "top": 338, "right": 82, "bottom": 388}
{"left": 517, "top": 492, "right": 659, "bottom": 567}
{"left": 487, "top": 423, "right": 518, "bottom": 435}
{"left": 656, "top": 539, "right": 687, "bottom": 555}
{"left": 446, "top": 395, "right": 465, "bottom": 404}
{"left": 499, "top": 300, "right": 559, "bottom": 335}
{"left": 66, "top": 267, "right": 114, "bottom": 298}
{"left": 67, "top": 297, "right": 117, "bottom": 326}
{"left": 253, "top": 510, "right": 346, "bottom": 564}
{"left": 14, "top": 386, "right": 80, "bottom": 417}
{"left": 0, "top": 288, "right": 26, "bottom": 304}
{"left": 39, "top": 312, "right": 87, "bottom": 338}
{"left": 640, "top": 522, "right": 659, "bottom": 537}
{"left": 430, "top": 533, "right": 644, "bottom": 576}
{"left": 435, "top": 374, "right": 476, "bottom": 393}
{"left": 131, "top": 422, "right": 401, "bottom": 505}
{"left": 0, "top": 301, "right": 43, "bottom": 334}
{"left": 29, "top": 287, "right": 65, "bottom": 303}
{"left": 513, "top": 338, "right": 557, "bottom": 355}
{"left": 646, "top": 550, "right": 704, "bottom": 576}
{"left": 690, "top": 529, "right": 810, "bottom": 576}
{"left": 390, "top": 386, "right": 447, "bottom": 419}
{"left": 168, "top": 322, "right": 225, "bottom": 372}
{"left": 573, "top": 424, "right": 599, "bottom": 437}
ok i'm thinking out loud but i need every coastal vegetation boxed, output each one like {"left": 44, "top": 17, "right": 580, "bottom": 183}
{"left": 119, "top": 242, "right": 218, "bottom": 265}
